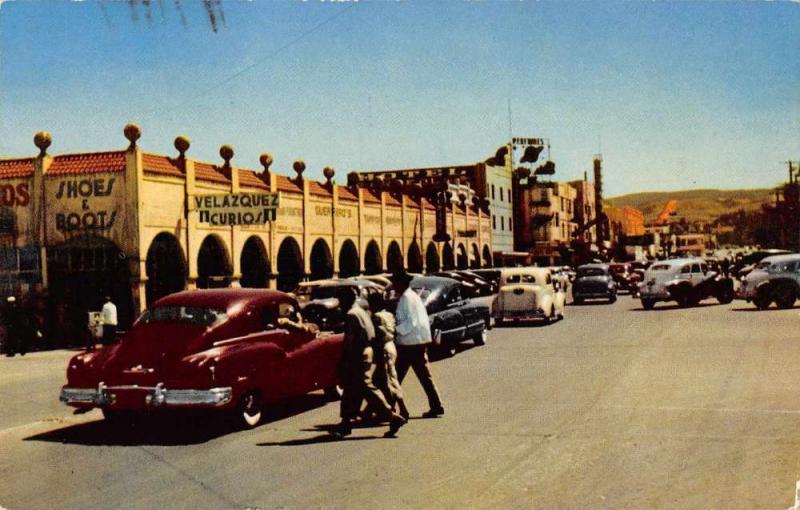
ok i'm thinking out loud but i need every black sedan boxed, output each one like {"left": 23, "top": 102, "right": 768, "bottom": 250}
{"left": 572, "top": 264, "right": 618, "bottom": 304}
{"left": 389, "top": 276, "right": 491, "bottom": 357}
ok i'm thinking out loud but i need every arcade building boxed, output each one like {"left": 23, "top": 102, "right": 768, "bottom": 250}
{"left": 0, "top": 125, "right": 492, "bottom": 344}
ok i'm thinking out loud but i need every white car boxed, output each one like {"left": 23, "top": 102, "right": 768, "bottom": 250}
{"left": 493, "top": 267, "right": 566, "bottom": 324}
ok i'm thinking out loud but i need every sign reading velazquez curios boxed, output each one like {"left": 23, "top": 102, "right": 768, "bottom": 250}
{"left": 193, "top": 192, "right": 279, "bottom": 225}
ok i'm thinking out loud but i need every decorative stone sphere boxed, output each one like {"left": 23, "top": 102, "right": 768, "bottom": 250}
{"left": 259, "top": 153, "right": 273, "bottom": 170}
{"left": 123, "top": 123, "right": 141, "bottom": 145}
{"left": 33, "top": 131, "right": 52, "bottom": 154}
{"left": 293, "top": 160, "right": 306, "bottom": 177}
{"left": 390, "top": 178, "right": 404, "bottom": 194}
{"left": 323, "top": 166, "right": 335, "bottom": 181}
{"left": 219, "top": 144, "right": 234, "bottom": 163}
{"left": 347, "top": 172, "right": 360, "bottom": 186}
{"left": 458, "top": 192, "right": 467, "bottom": 203}
{"left": 174, "top": 135, "right": 191, "bottom": 156}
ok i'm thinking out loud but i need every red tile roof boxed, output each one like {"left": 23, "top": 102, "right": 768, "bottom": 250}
{"left": 142, "top": 153, "right": 183, "bottom": 178}
{"left": 362, "top": 188, "right": 381, "bottom": 204}
{"left": 336, "top": 185, "right": 358, "bottom": 202}
{"left": 421, "top": 197, "right": 436, "bottom": 211}
{"left": 238, "top": 169, "right": 270, "bottom": 190}
{"left": 385, "top": 194, "right": 402, "bottom": 207}
{"left": 0, "top": 158, "right": 34, "bottom": 179}
{"left": 194, "top": 161, "right": 230, "bottom": 184}
{"left": 308, "top": 180, "right": 332, "bottom": 197}
{"left": 48, "top": 151, "right": 126, "bottom": 175}
{"left": 276, "top": 175, "right": 302, "bottom": 194}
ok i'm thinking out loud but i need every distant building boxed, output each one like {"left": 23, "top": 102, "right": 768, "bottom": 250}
{"left": 675, "top": 233, "right": 707, "bottom": 257}
{"left": 352, "top": 159, "right": 516, "bottom": 264}
{"left": 606, "top": 205, "right": 645, "bottom": 240}
{"left": 568, "top": 174, "right": 596, "bottom": 243}
{"left": 516, "top": 181, "right": 578, "bottom": 265}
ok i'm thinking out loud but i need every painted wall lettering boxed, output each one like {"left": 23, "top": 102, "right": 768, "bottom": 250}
{"left": 55, "top": 178, "right": 116, "bottom": 199}
{"left": 0, "top": 183, "right": 30, "bottom": 207}
{"left": 55, "top": 211, "right": 117, "bottom": 231}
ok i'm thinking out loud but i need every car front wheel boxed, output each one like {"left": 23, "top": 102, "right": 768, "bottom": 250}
{"left": 473, "top": 325, "right": 487, "bottom": 346}
{"left": 641, "top": 299, "right": 656, "bottom": 310}
{"left": 774, "top": 284, "right": 797, "bottom": 309}
{"left": 753, "top": 290, "right": 772, "bottom": 310}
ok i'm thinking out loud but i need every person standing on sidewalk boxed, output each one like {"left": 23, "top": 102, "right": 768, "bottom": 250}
{"left": 101, "top": 296, "right": 118, "bottom": 346}
{"left": 391, "top": 270, "right": 444, "bottom": 418}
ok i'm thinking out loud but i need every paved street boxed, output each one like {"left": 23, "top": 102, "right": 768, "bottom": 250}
{"left": 1, "top": 295, "right": 799, "bottom": 509}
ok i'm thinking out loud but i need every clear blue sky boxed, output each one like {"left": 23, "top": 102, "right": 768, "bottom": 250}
{"left": 1, "top": 1, "right": 798, "bottom": 196}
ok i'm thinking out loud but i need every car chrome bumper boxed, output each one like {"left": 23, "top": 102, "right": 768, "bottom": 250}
{"left": 499, "top": 309, "right": 546, "bottom": 319}
{"left": 60, "top": 382, "right": 233, "bottom": 408}
{"left": 574, "top": 292, "right": 614, "bottom": 298}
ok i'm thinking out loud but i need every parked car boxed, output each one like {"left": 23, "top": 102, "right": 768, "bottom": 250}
{"left": 387, "top": 276, "right": 490, "bottom": 357}
{"left": 432, "top": 271, "right": 479, "bottom": 297}
{"left": 734, "top": 249, "right": 792, "bottom": 279}
{"left": 59, "top": 289, "right": 344, "bottom": 428}
{"left": 608, "top": 262, "right": 641, "bottom": 294}
{"left": 638, "top": 258, "right": 734, "bottom": 310}
{"left": 291, "top": 279, "right": 338, "bottom": 305}
{"left": 736, "top": 253, "right": 800, "bottom": 309}
{"left": 572, "top": 264, "right": 617, "bottom": 304}
{"left": 354, "top": 274, "right": 392, "bottom": 288}
{"left": 470, "top": 268, "right": 502, "bottom": 290}
{"left": 494, "top": 267, "right": 565, "bottom": 324}
{"left": 453, "top": 270, "right": 496, "bottom": 295}
{"left": 546, "top": 266, "right": 572, "bottom": 294}
{"left": 302, "top": 279, "right": 383, "bottom": 332}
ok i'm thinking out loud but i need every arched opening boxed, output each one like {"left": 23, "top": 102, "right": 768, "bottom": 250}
{"left": 240, "top": 236, "right": 270, "bottom": 288}
{"left": 364, "top": 240, "right": 382, "bottom": 275}
{"left": 387, "top": 241, "right": 403, "bottom": 274}
{"left": 482, "top": 245, "right": 493, "bottom": 267}
{"left": 310, "top": 238, "right": 333, "bottom": 281}
{"left": 470, "top": 243, "right": 481, "bottom": 269}
{"left": 146, "top": 232, "right": 186, "bottom": 305}
{"left": 456, "top": 243, "right": 468, "bottom": 269}
{"left": 197, "top": 235, "right": 232, "bottom": 289}
{"left": 442, "top": 242, "right": 455, "bottom": 270}
{"left": 47, "top": 236, "right": 134, "bottom": 345}
{"left": 277, "top": 237, "right": 303, "bottom": 292}
{"left": 338, "top": 239, "right": 360, "bottom": 278}
{"left": 425, "top": 242, "right": 440, "bottom": 273}
{"left": 407, "top": 241, "right": 423, "bottom": 273}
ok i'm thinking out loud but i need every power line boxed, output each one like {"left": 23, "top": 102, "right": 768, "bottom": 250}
{"left": 144, "top": 2, "right": 357, "bottom": 120}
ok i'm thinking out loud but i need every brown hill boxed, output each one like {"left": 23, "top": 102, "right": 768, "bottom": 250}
{"left": 605, "top": 188, "right": 773, "bottom": 224}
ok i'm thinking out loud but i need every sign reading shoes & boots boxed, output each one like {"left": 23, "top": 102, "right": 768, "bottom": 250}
{"left": 193, "top": 192, "right": 279, "bottom": 226}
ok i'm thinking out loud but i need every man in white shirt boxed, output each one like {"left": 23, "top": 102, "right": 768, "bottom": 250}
{"left": 101, "top": 296, "right": 118, "bottom": 345}
{"left": 391, "top": 270, "right": 444, "bottom": 418}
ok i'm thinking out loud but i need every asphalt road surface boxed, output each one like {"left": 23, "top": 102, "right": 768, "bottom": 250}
{"left": 1, "top": 295, "right": 799, "bottom": 509}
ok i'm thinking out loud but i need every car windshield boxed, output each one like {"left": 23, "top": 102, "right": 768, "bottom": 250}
{"left": 578, "top": 268, "right": 606, "bottom": 277}
{"left": 505, "top": 274, "right": 538, "bottom": 284}
{"left": 311, "top": 286, "right": 353, "bottom": 301}
{"left": 137, "top": 306, "right": 227, "bottom": 327}
{"left": 650, "top": 264, "right": 672, "bottom": 271}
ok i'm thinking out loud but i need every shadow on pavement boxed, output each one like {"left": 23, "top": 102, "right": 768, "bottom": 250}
{"left": 628, "top": 302, "right": 722, "bottom": 312}
{"left": 257, "top": 433, "right": 382, "bottom": 446}
{"left": 730, "top": 305, "right": 800, "bottom": 312}
{"left": 569, "top": 300, "right": 616, "bottom": 306}
{"left": 25, "top": 394, "right": 333, "bottom": 447}
{"left": 494, "top": 320, "right": 558, "bottom": 328}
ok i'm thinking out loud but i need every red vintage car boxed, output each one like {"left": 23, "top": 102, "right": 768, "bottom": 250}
{"left": 60, "top": 289, "right": 344, "bottom": 428}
